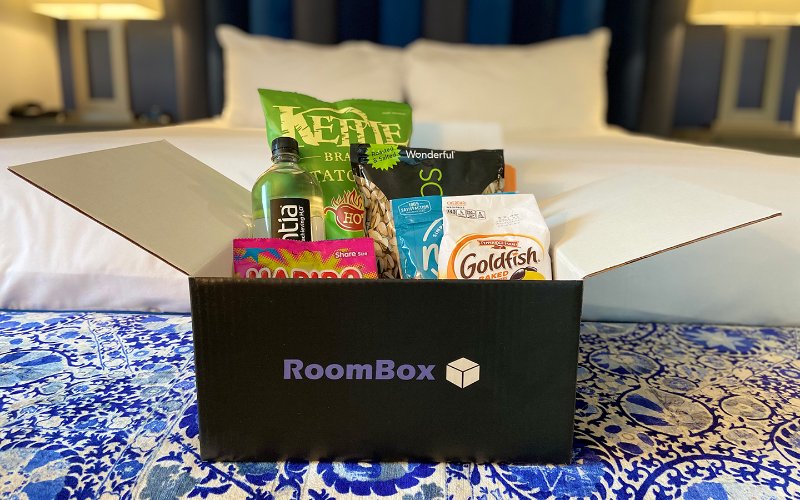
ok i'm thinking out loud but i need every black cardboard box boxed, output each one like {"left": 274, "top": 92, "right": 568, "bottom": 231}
{"left": 190, "top": 278, "right": 582, "bottom": 462}
{"left": 9, "top": 141, "right": 781, "bottom": 463}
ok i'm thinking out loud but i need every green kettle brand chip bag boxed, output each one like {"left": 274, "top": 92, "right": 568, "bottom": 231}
{"left": 351, "top": 145, "right": 504, "bottom": 278}
{"left": 259, "top": 89, "right": 413, "bottom": 240}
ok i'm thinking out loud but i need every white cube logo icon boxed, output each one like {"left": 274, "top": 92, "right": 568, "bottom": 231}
{"left": 446, "top": 358, "right": 479, "bottom": 388}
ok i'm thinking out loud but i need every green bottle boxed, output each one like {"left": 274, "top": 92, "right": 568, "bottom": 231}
{"left": 252, "top": 137, "right": 324, "bottom": 241}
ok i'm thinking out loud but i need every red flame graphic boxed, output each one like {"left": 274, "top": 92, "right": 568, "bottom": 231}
{"left": 325, "top": 189, "right": 365, "bottom": 232}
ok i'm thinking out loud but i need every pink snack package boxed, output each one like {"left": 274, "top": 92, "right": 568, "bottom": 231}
{"left": 233, "top": 238, "right": 378, "bottom": 279}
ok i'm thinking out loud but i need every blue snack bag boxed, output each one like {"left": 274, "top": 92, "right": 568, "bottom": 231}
{"left": 391, "top": 196, "right": 443, "bottom": 279}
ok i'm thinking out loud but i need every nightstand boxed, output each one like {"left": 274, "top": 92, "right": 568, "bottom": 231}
{"left": 672, "top": 127, "right": 800, "bottom": 158}
{"left": 0, "top": 117, "right": 166, "bottom": 138}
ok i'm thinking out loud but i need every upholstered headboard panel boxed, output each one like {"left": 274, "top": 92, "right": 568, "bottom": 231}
{"left": 203, "top": 0, "right": 658, "bottom": 131}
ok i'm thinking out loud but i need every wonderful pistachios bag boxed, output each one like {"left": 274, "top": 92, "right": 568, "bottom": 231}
{"left": 351, "top": 145, "right": 504, "bottom": 278}
{"left": 259, "top": 89, "right": 413, "bottom": 239}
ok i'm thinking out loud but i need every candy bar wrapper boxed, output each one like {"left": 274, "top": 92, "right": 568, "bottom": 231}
{"left": 233, "top": 238, "right": 379, "bottom": 279}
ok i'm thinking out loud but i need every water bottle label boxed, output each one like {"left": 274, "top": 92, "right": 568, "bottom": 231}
{"left": 270, "top": 198, "right": 312, "bottom": 241}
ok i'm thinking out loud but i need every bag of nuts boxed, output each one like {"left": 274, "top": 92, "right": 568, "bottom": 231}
{"left": 351, "top": 144, "right": 504, "bottom": 278}
{"left": 392, "top": 195, "right": 444, "bottom": 279}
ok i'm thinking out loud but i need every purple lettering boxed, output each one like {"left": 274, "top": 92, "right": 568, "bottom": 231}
{"left": 325, "top": 364, "right": 344, "bottom": 380}
{"left": 397, "top": 364, "right": 415, "bottom": 380}
{"left": 376, "top": 359, "right": 395, "bottom": 380}
{"left": 284, "top": 359, "right": 303, "bottom": 379}
{"left": 283, "top": 359, "right": 439, "bottom": 381}
{"left": 416, "top": 365, "right": 435, "bottom": 380}
{"left": 305, "top": 364, "right": 323, "bottom": 380}
{"left": 346, "top": 364, "right": 372, "bottom": 379}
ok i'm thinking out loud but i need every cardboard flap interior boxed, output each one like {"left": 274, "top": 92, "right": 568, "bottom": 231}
{"left": 9, "top": 141, "right": 251, "bottom": 277}
{"left": 540, "top": 173, "right": 781, "bottom": 280}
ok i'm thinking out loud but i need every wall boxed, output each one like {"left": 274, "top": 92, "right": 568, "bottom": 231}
{"left": 128, "top": 0, "right": 208, "bottom": 122}
{"left": 169, "top": 0, "right": 208, "bottom": 121}
{"left": 127, "top": 20, "right": 179, "bottom": 120}
{"left": 125, "top": 0, "right": 208, "bottom": 122}
{"left": 57, "top": 20, "right": 176, "bottom": 117}
{"left": 0, "top": 0, "right": 63, "bottom": 124}
{"left": 638, "top": 0, "right": 687, "bottom": 136}
{"left": 57, "top": 0, "right": 207, "bottom": 122}
{"left": 205, "top": 0, "right": 653, "bottom": 130}
{"left": 674, "top": 26, "right": 800, "bottom": 128}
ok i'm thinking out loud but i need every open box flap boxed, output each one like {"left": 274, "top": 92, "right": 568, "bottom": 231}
{"left": 9, "top": 140, "right": 251, "bottom": 277}
{"left": 540, "top": 173, "right": 781, "bottom": 280}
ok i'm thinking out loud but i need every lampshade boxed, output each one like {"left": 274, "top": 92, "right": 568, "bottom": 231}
{"left": 31, "top": 0, "right": 163, "bottom": 20}
{"left": 688, "top": 0, "right": 800, "bottom": 26}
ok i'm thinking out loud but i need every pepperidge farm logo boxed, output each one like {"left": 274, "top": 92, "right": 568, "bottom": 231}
{"left": 284, "top": 358, "right": 480, "bottom": 389}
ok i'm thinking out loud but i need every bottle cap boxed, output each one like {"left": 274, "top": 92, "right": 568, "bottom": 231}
{"left": 271, "top": 137, "right": 299, "bottom": 156}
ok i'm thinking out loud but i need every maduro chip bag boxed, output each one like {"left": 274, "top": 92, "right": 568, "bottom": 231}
{"left": 259, "top": 89, "right": 413, "bottom": 240}
{"left": 234, "top": 238, "right": 378, "bottom": 279}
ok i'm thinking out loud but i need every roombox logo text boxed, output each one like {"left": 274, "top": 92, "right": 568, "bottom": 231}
{"left": 283, "top": 358, "right": 480, "bottom": 388}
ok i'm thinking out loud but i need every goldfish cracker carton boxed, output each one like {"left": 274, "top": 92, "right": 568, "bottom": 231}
{"left": 234, "top": 238, "right": 378, "bottom": 279}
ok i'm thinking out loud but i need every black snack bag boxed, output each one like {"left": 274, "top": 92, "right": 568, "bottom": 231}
{"left": 351, "top": 144, "right": 504, "bottom": 278}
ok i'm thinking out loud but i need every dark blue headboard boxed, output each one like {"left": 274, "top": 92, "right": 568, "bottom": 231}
{"left": 204, "top": 0, "right": 656, "bottom": 131}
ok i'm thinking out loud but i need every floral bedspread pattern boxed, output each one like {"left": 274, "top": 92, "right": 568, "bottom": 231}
{"left": 1, "top": 311, "right": 798, "bottom": 499}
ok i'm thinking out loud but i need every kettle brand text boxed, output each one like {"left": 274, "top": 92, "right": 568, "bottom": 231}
{"left": 275, "top": 106, "right": 405, "bottom": 148}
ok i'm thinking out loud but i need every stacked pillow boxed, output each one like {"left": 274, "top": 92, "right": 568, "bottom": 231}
{"left": 217, "top": 25, "right": 405, "bottom": 128}
{"left": 404, "top": 29, "right": 610, "bottom": 140}
{"left": 217, "top": 25, "right": 611, "bottom": 138}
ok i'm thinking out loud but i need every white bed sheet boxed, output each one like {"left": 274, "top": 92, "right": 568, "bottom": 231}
{"left": 506, "top": 131, "right": 799, "bottom": 326}
{"left": 1, "top": 123, "right": 798, "bottom": 325}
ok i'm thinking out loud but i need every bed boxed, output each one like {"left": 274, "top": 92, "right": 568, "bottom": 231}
{"left": 2, "top": 1, "right": 800, "bottom": 498}
{"left": 3, "top": 121, "right": 799, "bottom": 498}
{"left": 2, "top": 122, "right": 797, "bottom": 325}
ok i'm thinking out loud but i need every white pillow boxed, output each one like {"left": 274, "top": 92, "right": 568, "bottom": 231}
{"left": 217, "top": 25, "right": 405, "bottom": 128}
{"left": 410, "top": 121, "right": 504, "bottom": 150}
{"left": 404, "top": 29, "right": 610, "bottom": 141}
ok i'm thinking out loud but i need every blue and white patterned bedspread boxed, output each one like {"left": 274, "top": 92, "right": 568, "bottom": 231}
{"left": 1, "top": 311, "right": 798, "bottom": 499}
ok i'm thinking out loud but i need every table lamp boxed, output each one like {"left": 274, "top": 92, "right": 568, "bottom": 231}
{"left": 30, "top": 0, "right": 164, "bottom": 122}
{"left": 688, "top": 0, "right": 800, "bottom": 132}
